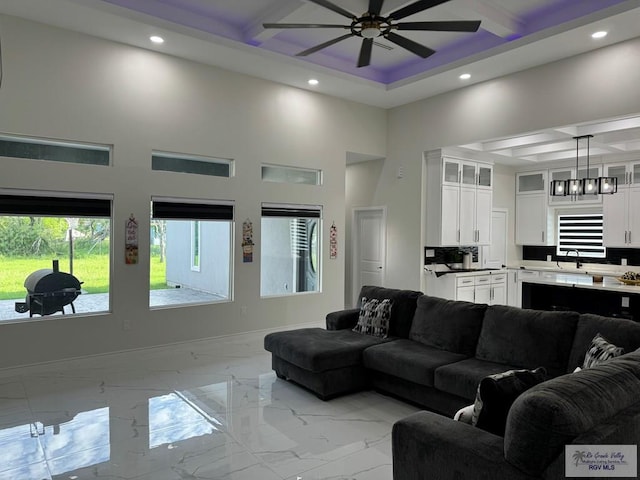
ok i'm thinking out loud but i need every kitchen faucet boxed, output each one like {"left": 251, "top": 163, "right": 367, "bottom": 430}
{"left": 566, "top": 248, "right": 582, "bottom": 269}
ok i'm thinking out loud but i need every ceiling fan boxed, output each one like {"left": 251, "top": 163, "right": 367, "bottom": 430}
{"left": 263, "top": 0, "right": 481, "bottom": 68}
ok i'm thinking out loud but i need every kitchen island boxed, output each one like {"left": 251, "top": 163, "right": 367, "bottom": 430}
{"left": 521, "top": 272, "right": 640, "bottom": 320}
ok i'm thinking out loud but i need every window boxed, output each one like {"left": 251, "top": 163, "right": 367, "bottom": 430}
{"left": 556, "top": 213, "right": 606, "bottom": 258}
{"left": 0, "top": 192, "right": 112, "bottom": 322}
{"left": 150, "top": 198, "right": 234, "bottom": 308}
{"left": 261, "top": 204, "right": 321, "bottom": 297}
{"left": 152, "top": 151, "right": 233, "bottom": 178}
{"left": 261, "top": 164, "right": 322, "bottom": 185}
{"left": 0, "top": 135, "right": 110, "bottom": 166}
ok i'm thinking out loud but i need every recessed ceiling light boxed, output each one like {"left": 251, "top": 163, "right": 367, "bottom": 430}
{"left": 592, "top": 31, "right": 607, "bottom": 39}
{"left": 308, "top": 79, "right": 319, "bottom": 86}
{"left": 150, "top": 36, "right": 165, "bottom": 44}
{"left": 459, "top": 73, "right": 471, "bottom": 80}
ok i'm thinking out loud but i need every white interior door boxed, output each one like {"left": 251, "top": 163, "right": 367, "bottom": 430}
{"left": 482, "top": 209, "right": 507, "bottom": 269}
{"left": 352, "top": 208, "right": 386, "bottom": 307}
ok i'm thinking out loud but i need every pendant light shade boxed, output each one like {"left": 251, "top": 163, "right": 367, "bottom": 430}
{"left": 550, "top": 179, "right": 567, "bottom": 196}
{"left": 598, "top": 176, "right": 618, "bottom": 194}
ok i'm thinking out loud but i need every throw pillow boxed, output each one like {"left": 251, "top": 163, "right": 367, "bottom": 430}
{"left": 471, "top": 367, "right": 547, "bottom": 436}
{"left": 453, "top": 404, "right": 474, "bottom": 424}
{"left": 352, "top": 297, "right": 393, "bottom": 338}
{"left": 582, "top": 333, "right": 625, "bottom": 369}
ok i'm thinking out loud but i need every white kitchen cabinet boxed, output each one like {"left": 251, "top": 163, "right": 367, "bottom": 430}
{"left": 490, "top": 273, "right": 507, "bottom": 305}
{"left": 515, "top": 193, "right": 549, "bottom": 245}
{"left": 517, "top": 171, "right": 546, "bottom": 194}
{"left": 604, "top": 186, "right": 640, "bottom": 247}
{"left": 425, "top": 152, "right": 493, "bottom": 247}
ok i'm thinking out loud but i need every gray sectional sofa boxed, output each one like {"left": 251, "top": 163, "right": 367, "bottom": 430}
{"left": 264, "top": 286, "right": 640, "bottom": 479}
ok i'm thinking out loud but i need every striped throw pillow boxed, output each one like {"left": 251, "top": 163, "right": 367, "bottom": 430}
{"left": 582, "top": 333, "right": 624, "bottom": 369}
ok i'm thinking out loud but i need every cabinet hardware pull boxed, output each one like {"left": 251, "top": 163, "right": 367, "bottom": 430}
{"left": 625, "top": 231, "right": 628, "bottom": 244}
{"left": 630, "top": 231, "right": 632, "bottom": 244}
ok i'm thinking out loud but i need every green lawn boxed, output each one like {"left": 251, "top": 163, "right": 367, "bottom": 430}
{"left": 0, "top": 254, "right": 168, "bottom": 300}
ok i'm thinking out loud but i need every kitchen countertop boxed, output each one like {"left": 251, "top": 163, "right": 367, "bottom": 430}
{"left": 521, "top": 271, "right": 640, "bottom": 294}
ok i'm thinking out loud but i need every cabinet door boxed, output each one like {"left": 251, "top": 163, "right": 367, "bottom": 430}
{"left": 459, "top": 187, "right": 476, "bottom": 245}
{"left": 474, "top": 284, "right": 491, "bottom": 304}
{"left": 477, "top": 164, "right": 492, "bottom": 189}
{"left": 442, "top": 158, "right": 460, "bottom": 185}
{"left": 632, "top": 163, "right": 640, "bottom": 186}
{"left": 604, "top": 163, "right": 629, "bottom": 188}
{"left": 475, "top": 189, "right": 492, "bottom": 245}
{"left": 461, "top": 162, "right": 477, "bottom": 186}
{"left": 441, "top": 185, "right": 460, "bottom": 245}
{"left": 491, "top": 282, "right": 507, "bottom": 305}
{"left": 603, "top": 189, "right": 628, "bottom": 247}
{"left": 456, "top": 285, "right": 475, "bottom": 302}
{"left": 517, "top": 171, "right": 546, "bottom": 194}
{"left": 628, "top": 188, "right": 640, "bottom": 247}
{"left": 515, "top": 194, "right": 547, "bottom": 245}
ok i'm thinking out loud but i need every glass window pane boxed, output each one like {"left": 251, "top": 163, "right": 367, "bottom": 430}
{"left": 0, "top": 137, "right": 109, "bottom": 166}
{"left": 443, "top": 160, "right": 459, "bottom": 183}
{"left": 1, "top": 215, "right": 111, "bottom": 322}
{"left": 150, "top": 215, "right": 232, "bottom": 308}
{"left": 518, "top": 173, "right": 544, "bottom": 192}
{"left": 461, "top": 164, "right": 476, "bottom": 185}
{"left": 478, "top": 166, "right": 492, "bottom": 187}
{"left": 261, "top": 214, "right": 321, "bottom": 297}
{"left": 152, "top": 154, "right": 231, "bottom": 177}
{"left": 605, "top": 165, "right": 627, "bottom": 185}
{"left": 261, "top": 165, "right": 322, "bottom": 185}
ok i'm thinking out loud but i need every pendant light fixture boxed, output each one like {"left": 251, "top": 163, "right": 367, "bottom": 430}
{"left": 550, "top": 134, "right": 618, "bottom": 197}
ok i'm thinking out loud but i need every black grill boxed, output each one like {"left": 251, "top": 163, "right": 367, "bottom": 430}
{"left": 15, "top": 260, "right": 83, "bottom": 317}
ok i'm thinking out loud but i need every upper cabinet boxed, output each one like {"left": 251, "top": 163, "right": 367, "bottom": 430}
{"left": 516, "top": 171, "right": 546, "bottom": 194}
{"left": 515, "top": 171, "right": 551, "bottom": 245}
{"left": 603, "top": 161, "right": 640, "bottom": 248}
{"left": 425, "top": 154, "right": 493, "bottom": 247}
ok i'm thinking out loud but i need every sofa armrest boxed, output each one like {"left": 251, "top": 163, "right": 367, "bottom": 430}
{"left": 326, "top": 308, "right": 359, "bottom": 330}
{"left": 392, "top": 411, "right": 531, "bottom": 480}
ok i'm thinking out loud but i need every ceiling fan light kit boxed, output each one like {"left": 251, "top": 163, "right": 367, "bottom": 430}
{"left": 263, "top": 0, "right": 481, "bottom": 68}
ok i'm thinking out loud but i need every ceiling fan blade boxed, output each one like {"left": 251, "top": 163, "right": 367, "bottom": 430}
{"left": 388, "top": 0, "right": 451, "bottom": 21}
{"left": 307, "top": 0, "right": 357, "bottom": 20}
{"left": 263, "top": 23, "right": 349, "bottom": 29}
{"left": 397, "top": 20, "right": 481, "bottom": 32}
{"left": 368, "top": 0, "right": 385, "bottom": 16}
{"left": 296, "top": 33, "right": 354, "bottom": 56}
{"left": 357, "top": 38, "right": 374, "bottom": 68}
{"left": 384, "top": 32, "right": 435, "bottom": 58}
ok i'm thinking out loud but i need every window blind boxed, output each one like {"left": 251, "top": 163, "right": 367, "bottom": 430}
{"left": 556, "top": 213, "right": 605, "bottom": 258}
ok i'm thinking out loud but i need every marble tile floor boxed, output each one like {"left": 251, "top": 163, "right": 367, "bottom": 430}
{"left": 0, "top": 329, "right": 421, "bottom": 479}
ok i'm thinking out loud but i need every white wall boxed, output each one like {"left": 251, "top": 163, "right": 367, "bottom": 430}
{"left": 344, "top": 158, "right": 385, "bottom": 307}
{"left": 381, "top": 36, "right": 640, "bottom": 291}
{"left": 0, "top": 16, "right": 386, "bottom": 368}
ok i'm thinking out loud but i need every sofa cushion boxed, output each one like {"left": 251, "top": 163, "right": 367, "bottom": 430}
{"left": 471, "top": 367, "right": 547, "bottom": 437}
{"left": 408, "top": 295, "right": 487, "bottom": 356}
{"left": 434, "top": 357, "right": 523, "bottom": 400}
{"left": 582, "top": 333, "right": 624, "bottom": 369}
{"left": 475, "top": 305, "right": 579, "bottom": 377}
{"left": 567, "top": 314, "right": 640, "bottom": 372}
{"left": 363, "top": 339, "right": 467, "bottom": 387}
{"left": 505, "top": 349, "right": 640, "bottom": 477}
{"left": 352, "top": 297, "right": 393, "bottom": 338}
{"left": 357, "top": 286, "right": 422, "bottom": 339}
{"left": 264, "top": 328, "right": 392, "bottom": 372}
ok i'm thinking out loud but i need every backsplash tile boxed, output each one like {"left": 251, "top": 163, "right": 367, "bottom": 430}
{"left": 523, "top": 245, "right": 640, "bottom": 266}
{"left": 425, "top": 246, "right": 478, "bottom": 265}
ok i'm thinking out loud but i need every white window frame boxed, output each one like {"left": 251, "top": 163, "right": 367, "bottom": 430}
{"left": 190, "top": 220, "right": 201, "bottom": 272}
